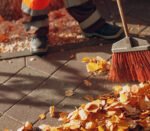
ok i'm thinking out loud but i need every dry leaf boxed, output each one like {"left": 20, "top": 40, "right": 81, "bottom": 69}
{"left": 113, "top": 85, "right": 122, "bottom": 95}
{"left": 17, "top": 83, "right": 150, "bottom": 131}
{"left": 65, "top": 89, "right": 74, "bottom": 97}
{"left": 63, "top": 120, "right": 81, "bottom": 130}
{"left": 59, "top": 112, "right": 68, "bottom": 122}
{"left": 119, "top": 93, "right": 128, "bottom": 103}
{"left": 39, "top": 113, "right": 46, "bottom": 120}
{"left": 83, "top": 80, "right": 92, "bottom": 87}
{"left": 86, "top": 62, "right": 99, "bottom": 72}
{"left": 24, "top": 121, "right": 33, "bottom": 130}
{"left": 0, "top": 16, "right": 4, "bottom": 23}
{"left": 82, "top": 57, "right": 90, "bottom": 63}
{"left": 83, "top": 95, "right": 94, "bottom": 102}
{"left": 0, "top": 34, "right": 9, "bottom": 42}
{"left": 49, "top": 106, "right": 55, "bottom": 118}
{"left": 84, "top": 100, "right": 101, "bottom": 113}
{"left": 78, "top": 109, "right": 88, "bottom": 120}
{"left": 85, "top": 121, "right": 95, "bottom": 129}
{"left": 98, "top": 126, "right": 105, "bottom": 131}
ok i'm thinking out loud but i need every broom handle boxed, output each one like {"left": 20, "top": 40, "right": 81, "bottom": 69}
{"left": 116, "top": 0, "right": 129, "bottom": 37}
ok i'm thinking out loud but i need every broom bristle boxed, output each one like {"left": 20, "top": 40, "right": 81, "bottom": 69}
{"left": 109, "top": 50, "right": 150, "bottom": 82}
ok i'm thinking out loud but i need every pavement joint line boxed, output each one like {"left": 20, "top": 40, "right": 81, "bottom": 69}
{"left": 2, "top": 57, "right": 72, "bottom": 116}
{"left": 33, "top": 74, "right": 92, "bottom": 125}
{"left": 33, "top": 53, "right": 112, "bottom": 125}
{"left": 3, "top": 113, "right": 24, "bottom": 125}
{"left": 0, "top": 66, "right": 26, "bottom": 87}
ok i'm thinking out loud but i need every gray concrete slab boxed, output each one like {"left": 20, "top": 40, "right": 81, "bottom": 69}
{"left": 0, "top": 58, "right": 25, "bottom": 84}
{"left": 0, "top": 115, "right": 22, "bottom": 131}
{"left": 0, "top": 67, "right": 48, "bottom": 114}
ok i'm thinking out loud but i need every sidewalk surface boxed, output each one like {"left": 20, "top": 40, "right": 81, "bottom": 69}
{"left": 0, "top": 0, "right": 150, "bottom": 130}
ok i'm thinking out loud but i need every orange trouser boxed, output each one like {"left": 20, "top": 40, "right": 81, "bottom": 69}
{"left": 21, "top": 0, "right": 104, "bottom": 32}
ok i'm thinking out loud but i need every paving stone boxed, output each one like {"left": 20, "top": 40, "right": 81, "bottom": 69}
{"left": 0, "top": 67, "right": 48, "bottom": 114}
{"left": 26, "top": 51, "right": 72, "bottom": 75}
{"left": 0, "top": 58, "right": 25, "bottom": 84}
{"left": 0, "top": 115, "right": 22, "bottom": 131}
{"left": 5, "top": 76, "right": 79, "bottom": 123}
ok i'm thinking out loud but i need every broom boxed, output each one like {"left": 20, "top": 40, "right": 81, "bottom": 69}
{"left": 109, "top": 0, "right": 150, "bottom": 82}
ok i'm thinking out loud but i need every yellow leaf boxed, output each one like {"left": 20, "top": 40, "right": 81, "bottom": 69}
{"left": 82, "top": 57, "right": 90, "bottom": 63}
{"left": 98, "top": 126, "right": 105, "bottom": 131}
{"left": 119, "top": 93, "right": 128, "bottom": 103}
{"left": 86, "top": 62, "right": 99, "bottom": 72}
{"left": 117, "top": 127, "right": 126, "bottom": 131}
{"left": 113, "top": 85, "right": 122, "bottom": 94}
{"left": 111, "top": 115, "right": 120, "bottom": 123}
{"left": 39, "top": 113, "right": 46, "bottom": 120}
{"left": 49, "top": 106, "right": 55, "bottom": 118}
{"left": 107, "top": 98, "right": 115, "bottom": 104}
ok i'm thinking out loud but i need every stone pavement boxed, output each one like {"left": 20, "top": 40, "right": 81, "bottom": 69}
{"left": 0, "top": 0, "right": 150, "bottom": 130}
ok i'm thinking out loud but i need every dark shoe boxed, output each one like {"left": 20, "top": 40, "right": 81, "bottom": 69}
{"left": 30, "top": 35, "right": 49, "bottom": 55}
{"left": 84, "top": 23, "right": 123, "bottom": 40}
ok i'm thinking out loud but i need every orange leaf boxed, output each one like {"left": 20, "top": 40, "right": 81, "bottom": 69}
{"left": 0, "top": 34, "right": 9, "bottom": 42}
{"left": 98, "top": 126, "right": 105, "bottom": 131}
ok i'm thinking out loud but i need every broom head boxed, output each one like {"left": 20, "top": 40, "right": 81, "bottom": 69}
{"left": 109, "top": 37, "right": 150, "bottom": 82}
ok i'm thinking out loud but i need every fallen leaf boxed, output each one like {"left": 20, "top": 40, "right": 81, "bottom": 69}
{"left": 84, "top": 100, "right": 101, "bottom": 113}
{"left": 82, "top": 57, "right": 90, "bottom": 63}
{"left": 83, "top": 80, "right": 92, "bottom": 87}
{"left": 65, "top": 89, "right": 74, "bottom": 97}
{"left": 119, "top": 93, "right": 128, "bottom": 103}
{"left": 98, "top": 126, "right": 105, "bottom": 131}
{"left": 85, "top": 121, "right": 95, "bottom": 129}
{"left": 0, "top": 16, "right": 4, "bottom": 23}
{"left": 78, "top": 109, "right": 88, "bottom": 120}
{"left": 83, "top": 95, "right": 94, "bottom": 102}
{"left": 39, "top": 113, "right": 46, "bottom": 120}
{"left": 49, "top": 106, "right": 55, "bottom": 118}
{"left": 86, "top": 62, "right": 99, "bottom": 72}
{"left": 0, "top": 34, "right": 9, "bottom": 42}
{"left": 24, "top": 121, "right": 33, "bottom": 130}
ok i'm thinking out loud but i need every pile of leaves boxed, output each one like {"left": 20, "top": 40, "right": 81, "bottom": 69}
{"left": 0, "top": 8, "right": 85, "bottom": 53}
{"left": 17, "top": 82, "right": 150, "bottom": 131}
{"left": 82, "top": 56, "right": 110, "bottom": 75}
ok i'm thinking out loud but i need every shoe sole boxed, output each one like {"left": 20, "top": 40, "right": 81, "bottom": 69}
{"left": 84, "top": 28, "right": 123, "bottom": 40}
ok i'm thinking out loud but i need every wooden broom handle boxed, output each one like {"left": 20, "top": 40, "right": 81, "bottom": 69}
{"left": 116, "top": 0, "right": 129, "bottom": 37}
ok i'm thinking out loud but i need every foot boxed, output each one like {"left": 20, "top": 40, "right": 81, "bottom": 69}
{"left": 84, "top": 23, "right": 123, "bottom": 40}
{"left": 30, "top": 35, "right": 49, "bottom": 55}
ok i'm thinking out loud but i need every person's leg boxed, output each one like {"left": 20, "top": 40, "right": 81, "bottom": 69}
{"left": 21, "top": 0, "right": 50, "bottom": 54}
{"left": 64, "top": 0, "right": 123, "bottom": 39}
